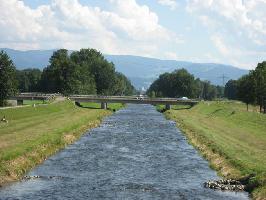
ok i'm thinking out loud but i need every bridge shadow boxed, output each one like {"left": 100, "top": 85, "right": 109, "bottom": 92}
{"left": 75, "top": 102, "right": 101, "bottom": 109}
{"left": 159, "top": 106, "right": 192, "bottom": 113}
{"left": 74, "top": 102, "right": 116, "bottom": 112}
{"left": 172, "top": 106, "right": 192, "bottom": 110}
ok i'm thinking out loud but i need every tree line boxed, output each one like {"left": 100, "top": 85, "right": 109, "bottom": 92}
{"left": 0, "top": 49, "right": 135, "bottom": 106}
{"left": 224, "top": 61, "right": 266, "bottom": 112}
{"left": 147, "top": 68, "right": 224, "bottom": 100}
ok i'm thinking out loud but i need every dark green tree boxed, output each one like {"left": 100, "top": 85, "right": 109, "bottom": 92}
{"left": 147, "top": 68, "right": 218, "bottom": 100}
{"left": 202, "top": 81, "right": 217, "bottom": 100}
{"left": 224, "top": 80, "right": 238, "bottom": 100}
{"left": 40, "top": 49, "right": 96, "bottom": 95}
{"left": 237, "top": 74, "right": 256, "bottom": 111}
{"left": 253, "top": 61, "right": 266, "bottom": 112}
{"left": 0, "top": 51, "right": 18, "bottom": 106}
{"left": 40, "top": 48, "right": 134, "bottom": 96}
{"left": 17, "top": 68, "right": 42, "bottom": 92}
{"left": 113, "top": 72, "right": 135, "bottom": 95}
{"left": 147, "top": 69, "right": 197, "bottom": 98}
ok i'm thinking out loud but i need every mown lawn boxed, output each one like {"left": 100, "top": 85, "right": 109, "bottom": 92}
{"left": 159, "top": 101, "right": 266, "bottom": 199}
{"left": 0, "top": 101, "right": 122, "bottom": 185}
{"left": 23, "top": 100, "right": 49, "bottom": 105}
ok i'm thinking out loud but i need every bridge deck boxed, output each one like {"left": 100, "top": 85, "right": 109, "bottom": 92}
{"left": 10, "top": 94, "right": 199, "bottom": 106}
{"left": 69, "top": 96, "right": 198, "bottom": 105}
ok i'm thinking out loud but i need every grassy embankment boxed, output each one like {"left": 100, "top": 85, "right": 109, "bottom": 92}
{"left": 23, "top": 100, "right": 49, "bottom": 106}
{"left": 0, "top": 100, "right": 123, "bottom": 186}
{"left": 158, "top": 101, "right": 266, "bottom": 199}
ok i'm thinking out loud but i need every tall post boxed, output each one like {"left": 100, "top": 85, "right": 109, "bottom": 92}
{"left": 101, "top": 102, "right": 107, "bottom": 109}
{"left": 165, "top": 104, "right": 171, "bottom": 110}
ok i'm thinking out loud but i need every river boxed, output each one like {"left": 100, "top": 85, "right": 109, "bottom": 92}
{"left": 0, "top": 104, "right": 249, "bottom": 199}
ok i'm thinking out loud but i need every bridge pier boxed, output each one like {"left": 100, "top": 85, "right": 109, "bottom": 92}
{"left": 17, "top": 100, "right": 23, "bottom": 106}
{"left": 165, "top": 104, "right": 171, "bottom": 110}
{"left": 101, "top": 102, "right": 107, "bottom": 109}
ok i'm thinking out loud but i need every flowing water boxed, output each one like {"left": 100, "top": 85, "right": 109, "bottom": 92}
{"left": 0, "top": 104, "right": 249, "bottom": 199}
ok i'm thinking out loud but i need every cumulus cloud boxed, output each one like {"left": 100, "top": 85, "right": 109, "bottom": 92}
{"left": 210, "top": 34, "right": 266, "bottom": 68}
{"left": 0, "top": 0, "right": 181, "bottom": 57}
{"left": 187, "top": 0, "right": 266, "bottom": 43}
{"left": 158, "top": 0, "right": 178, "bottom": 10}
{"left": 187, "top": 0, "right": 266, "bottom": 68}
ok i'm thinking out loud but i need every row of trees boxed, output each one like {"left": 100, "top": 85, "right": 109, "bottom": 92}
{"left": 225, "top": 61, "right": 266, "bottom": 112}
{"left": 147, "top": 69, "right": 224, "bottom": 100}
{"left": 0, "top": 49, "right": 135, "bottom": 106}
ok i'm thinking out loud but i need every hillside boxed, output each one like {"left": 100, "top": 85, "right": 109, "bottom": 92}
{"left": 1, "top": 48, "right": 248, "bottom": 88}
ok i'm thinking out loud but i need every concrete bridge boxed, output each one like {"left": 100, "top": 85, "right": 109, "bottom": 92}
{"left": 69, "top": 95, "right": 198, "bottom": 110}
{"left": 10, "top": 94, "right": 198, "bottom": 109}
{"left": 9, "top": 93, "right": 56, "bottom": 105}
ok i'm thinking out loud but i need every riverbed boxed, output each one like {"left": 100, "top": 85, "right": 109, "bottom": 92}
{"left": 0, "top": 104, "right": 249, "bottom": 199}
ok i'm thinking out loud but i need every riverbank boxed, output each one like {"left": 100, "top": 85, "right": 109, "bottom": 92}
{"left": 0, "top": 100, "right": 122, "bottom": 186}
{"left": 158, "top": 101, "right": 266, "bottom": 199}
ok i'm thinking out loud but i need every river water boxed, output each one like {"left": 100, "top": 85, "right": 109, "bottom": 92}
{"left": 0, "top": 104, "right": 249, "bottom": 200}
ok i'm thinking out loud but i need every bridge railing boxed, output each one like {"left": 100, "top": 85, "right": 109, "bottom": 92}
{"left": 11, "top": 93, "right": 60, "bottom": 101}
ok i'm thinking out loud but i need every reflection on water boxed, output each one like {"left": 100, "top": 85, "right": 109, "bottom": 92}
{"left": 0, "top": 104, "right": 249, "bottom": 199}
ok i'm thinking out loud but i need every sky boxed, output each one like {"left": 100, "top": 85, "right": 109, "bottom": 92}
{"left": 0, "top": 0, "right": 265, "bottom": 69}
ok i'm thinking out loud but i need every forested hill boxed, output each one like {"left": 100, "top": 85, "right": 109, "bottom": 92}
{"left": 1, "top": 48, "right": 248, "bottom": 88}
{"left": 105, "top": 55, "right": 248, "bottom": 88}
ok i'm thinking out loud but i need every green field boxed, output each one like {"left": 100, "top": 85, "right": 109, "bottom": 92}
{"left": 159, "top": 101, "right": 266, "bottom": 199}
{"left": 0, "top": 101, "right": 122, "bottom": 185}
{"left": 23, "top": 100, "right": 49, "bottom": 105}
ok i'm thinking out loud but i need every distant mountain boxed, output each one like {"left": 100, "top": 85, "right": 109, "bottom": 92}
{"left": 1, "top": 48, "right": 248, "bottom": 89}
{"left": 1, "top": 48, "right": 54, "bottom": 69}
{"left": 105, "top": 55, "right": 248, "bottom": 88}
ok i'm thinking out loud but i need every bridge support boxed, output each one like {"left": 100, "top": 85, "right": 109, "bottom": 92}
{"left": 17, "top": 100, "right": 23, "bottom": 106}
{"left": 101, "top": 102, "right": 107, "bottom": 109}
{"left": 165, "top": 104, "right": 171, "bottom": 110}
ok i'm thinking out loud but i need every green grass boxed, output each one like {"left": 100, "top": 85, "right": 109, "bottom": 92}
{"left": 23, "top": 100, "right": 49, "bottom": 105}
{"left": 0, "top": 101, "right": 123, "bottom": 185}
{"left": 158, "top": 101, "right": 266, "bottom": 199}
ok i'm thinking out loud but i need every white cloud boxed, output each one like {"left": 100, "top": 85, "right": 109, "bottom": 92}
{"left": 210, "top": 34, "right": 266, "bottom": 69}
{"left": 210, "top": 35, "right": 230, "bottom": 56}
{"left": 0, "top": 0, "right": 182, "bottom": 57}
{"left": 158, "top": 0, "right": 178, "bottom": 10}
{"left": 186, "top": 0, "right": 266, "bottom": 69}
{"left": 164, "top": 51, "right": 179, "bottom": 60}
{"left": 187, "top": 0, "right": 266, "bottom": 43}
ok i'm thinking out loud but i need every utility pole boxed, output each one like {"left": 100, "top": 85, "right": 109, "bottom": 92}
{"left": 218, "top": 74, "right": 229, "bottom": 99}
{"left": 218, "top": 74, "right": 229, "bottom": 86}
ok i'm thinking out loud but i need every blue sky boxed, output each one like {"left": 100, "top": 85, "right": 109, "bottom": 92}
{"left": 0, "top": 0, "right": 266, "bottom": 69}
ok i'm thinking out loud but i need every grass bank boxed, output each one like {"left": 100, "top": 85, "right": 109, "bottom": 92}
{"left": 23, "top": 100, "right": 49, "bottom": 106}
{"left": 0, "top": 101, "right": 123, "bottom": 186}
{"left": 158, "top": 101, "right": 266, "bottom": 199}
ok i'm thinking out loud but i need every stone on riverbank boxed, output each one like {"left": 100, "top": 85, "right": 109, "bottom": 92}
{"left": 204, "top": 179, "right": 246, "bottom": 191}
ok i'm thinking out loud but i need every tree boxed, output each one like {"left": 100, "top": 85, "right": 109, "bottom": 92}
{"left": 0, "top": 51, "right": 18, "bottom": 106}
{"left": 113, "top": 72, "right": 135, "bottom": 96}
{"left": 147, "top": 68, "right": 219, "bottom": 100}
{"left": 202, "top": 81, "right": 217, "bottom": 100}
{"left": 40, "top": 49, "right": 96, "bottom": 95}
{"left": 17, "top": 68, "right": 42, "bottom": 92}
{"left": 253, "top": 61, "right": 266, "bottom": 112}
{"left": 224, "top": 80, "right": 238, "bottom": 100}
{"left": 216, "top": 85, "right": 224, "bottom": 98}
{"left": 40, "top": 48, "right": 134, "bottom": 96}
{"left": 237, "top": 74, "right": 256, "bottom": 111}
{"left": 147, "top": 69, "right": 197, "bottom": 98}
